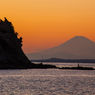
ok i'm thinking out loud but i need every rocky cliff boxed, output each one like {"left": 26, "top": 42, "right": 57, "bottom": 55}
{"left": 0, "top": 17, "right": 33, "bottom": 68}
{"left": 0, "top": 17, "right": 57, "bottom": 69}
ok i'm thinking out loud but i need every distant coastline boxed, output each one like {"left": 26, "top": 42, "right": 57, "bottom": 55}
{"left": 31, "top": 58, "right": 95, "bottom": 63}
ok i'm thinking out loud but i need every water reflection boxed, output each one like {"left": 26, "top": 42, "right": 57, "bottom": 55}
{"left": 0, "top": 63, "right": 95, "bottom": 95}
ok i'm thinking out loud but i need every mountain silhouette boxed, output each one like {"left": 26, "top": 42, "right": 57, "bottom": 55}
{"left": 26, "top": 36, "right": 95, "bottom": 60}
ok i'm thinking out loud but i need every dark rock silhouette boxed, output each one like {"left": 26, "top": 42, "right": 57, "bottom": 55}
{"left": 0, "top": 17, "right": 33, "bottom": 67}
{"left": 0, "top": 17, "right": 57, "bottom": 69}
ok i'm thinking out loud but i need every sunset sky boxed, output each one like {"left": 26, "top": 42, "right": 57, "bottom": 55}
{"left": 0, "top": 0, "right": 95, "bottom": 53}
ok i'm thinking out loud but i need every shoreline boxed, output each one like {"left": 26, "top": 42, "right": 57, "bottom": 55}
{"left": 0, "top": 63, "right": 94, "bottom": 70}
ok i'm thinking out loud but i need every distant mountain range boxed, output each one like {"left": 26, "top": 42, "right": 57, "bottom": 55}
{"left": 26, "top": 36, "right": 95, "bottom": 60}
{"left": 31, "top": 58, "right": 95, "bottom": 63}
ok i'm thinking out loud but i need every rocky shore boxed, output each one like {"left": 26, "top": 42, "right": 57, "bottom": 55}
{"left": 0, "top": 18, "right": 58, "bottom": 69}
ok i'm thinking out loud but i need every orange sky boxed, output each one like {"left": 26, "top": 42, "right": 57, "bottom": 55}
{"left": 0, "top": 0, "right": 95, "bottom": 53}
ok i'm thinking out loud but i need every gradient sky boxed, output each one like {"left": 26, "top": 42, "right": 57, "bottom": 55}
{"left": 0, "top": 0, "right": 95, "bottom": 53}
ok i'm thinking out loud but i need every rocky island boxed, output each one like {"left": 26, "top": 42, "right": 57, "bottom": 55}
{"left": 0, "top": 17, "right": 57, "bottom": 69}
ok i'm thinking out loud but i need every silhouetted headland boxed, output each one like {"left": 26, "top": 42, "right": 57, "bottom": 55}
{"left": 0, "top": 17, "right": 57, "bottom": 69}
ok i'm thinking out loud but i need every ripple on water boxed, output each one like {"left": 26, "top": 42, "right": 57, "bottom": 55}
{"left": 0, "top": 75, "right": 95, "bottom": 95}
{"left": 0, "top": 69, "right": 95, "bottom": 95}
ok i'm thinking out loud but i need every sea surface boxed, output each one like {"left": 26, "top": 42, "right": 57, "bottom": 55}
{"left": 0, "top": 63, "right": 95, "bottom": 95}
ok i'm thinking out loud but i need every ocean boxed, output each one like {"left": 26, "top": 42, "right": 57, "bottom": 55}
{"left": 0, "top": 63, "right": 95, "bottom": 95}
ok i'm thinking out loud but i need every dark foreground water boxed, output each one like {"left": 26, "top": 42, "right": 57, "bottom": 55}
{"left": 0, "top": 63, "right": 95, "bottom": 95}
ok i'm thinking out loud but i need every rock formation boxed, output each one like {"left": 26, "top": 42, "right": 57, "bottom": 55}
{"left": 0, "top": 17, "right": 33, "bottom": 68}
{"left": 0, "top": 17, "right": 57, "bottom": 69}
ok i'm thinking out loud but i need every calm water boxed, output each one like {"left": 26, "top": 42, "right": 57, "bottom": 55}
{"left": 0, "top": 63, "right": 95, "bottom": 95}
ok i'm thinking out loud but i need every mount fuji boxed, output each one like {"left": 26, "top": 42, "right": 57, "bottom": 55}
{"left": 26, "top": 36, "right": 95, "bottom": 60}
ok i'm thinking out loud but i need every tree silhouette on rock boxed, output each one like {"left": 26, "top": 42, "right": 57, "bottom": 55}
{"left": 0, "top": 17, "right": 33, "bottom": 68}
